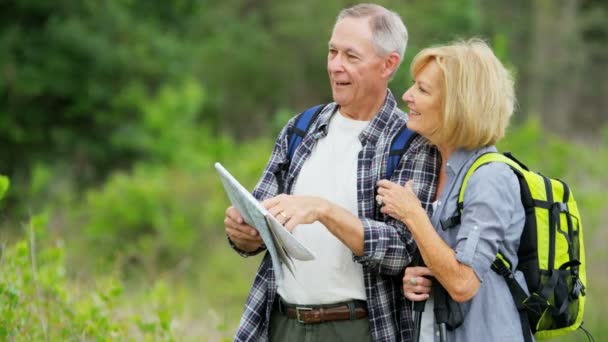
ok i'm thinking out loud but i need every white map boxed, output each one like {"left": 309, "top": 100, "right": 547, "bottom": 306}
{"left": 215, "top": 162, "right": 315, "bottom": 280}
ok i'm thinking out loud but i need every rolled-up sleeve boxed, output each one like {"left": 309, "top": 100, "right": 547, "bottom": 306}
{"left": 355, "top": 217, "right": 414, "bottom": 274}
{"left": 455, "top": 162, "right": 521, "bottom": 281}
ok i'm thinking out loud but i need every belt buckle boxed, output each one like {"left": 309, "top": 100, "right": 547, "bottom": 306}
{"left": 296, "top": 306, "right": 313, "bottom": 323}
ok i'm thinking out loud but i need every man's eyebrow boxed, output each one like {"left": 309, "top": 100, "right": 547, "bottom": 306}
{"left": 328, "top": 42, "right": 342, "bottom": 50}
{"left": 327, "top": 43, "right": 361, "bottom": 56}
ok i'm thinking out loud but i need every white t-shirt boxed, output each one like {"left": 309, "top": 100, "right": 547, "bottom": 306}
{"left": 277, "top": 110, "right": 369, "bottom": 304}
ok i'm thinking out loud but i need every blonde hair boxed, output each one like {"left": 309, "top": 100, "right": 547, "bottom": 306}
{"left": 410, "top": 38, "right": 515, "bottom": 149}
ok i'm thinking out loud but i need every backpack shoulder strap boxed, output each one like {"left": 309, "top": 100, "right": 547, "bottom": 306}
{"left": 287, "top": 108, "right": 417, "bottom": 180}
{"left": 386, "top": 125, "right": 417, "bottom": 179}
{"left": 457, "top": 152, "right": 525, "bottom": 209}
{"left": 492, "top": 255, "right": 535, "bottom": 342}
{"left": 287, "top": 104, "right": 326, "bottom": 162}
{"left": 440, "top": 152, "right": 525, "bottom": 230}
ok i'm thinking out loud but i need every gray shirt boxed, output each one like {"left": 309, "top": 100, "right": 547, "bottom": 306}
{"left": 426, "top": 145, "right": 532, "bottom": 342}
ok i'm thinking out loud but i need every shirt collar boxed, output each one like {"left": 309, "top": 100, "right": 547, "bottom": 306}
{"left": 446, "top": 145, "right": 498, "bottom": 174}
{"left": 361, "top": 89, "right": 400, "bottom": 144}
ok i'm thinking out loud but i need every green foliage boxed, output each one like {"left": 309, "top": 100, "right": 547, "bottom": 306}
{"left": 72, "top": 123, "right": 273, "bottom": 273}
{"left": 0, "top": 1, "right": 201, "bottom": 179}
{"left": 0, "top": 215, "right": 175, "bottom": 340}
{"left": 81, "top": 165, "right": 209, "bottom": 270}
{"left": 195, "top": 246, "right": 260, "bottom": 341}
{"left": 0, "top": 175, "right": 9, "bottom": 201}
{"left": 111, "top": 79, "right": 208, "bottom": 167}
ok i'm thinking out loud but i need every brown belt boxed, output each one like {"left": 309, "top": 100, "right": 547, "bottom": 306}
{"left": 277, "top": 298, "right": 368, "bottom": 324}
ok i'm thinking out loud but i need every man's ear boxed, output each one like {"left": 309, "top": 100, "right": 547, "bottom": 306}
{"left": 382, "top": 52, "right": 401, "bottom": 79}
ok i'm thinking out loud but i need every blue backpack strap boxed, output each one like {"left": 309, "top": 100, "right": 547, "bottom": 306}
{"left": 287, "top": 104, "right": 326, "bottom": 161}
{"left": 386, "top": 124, "right": 417, "bottom": 179}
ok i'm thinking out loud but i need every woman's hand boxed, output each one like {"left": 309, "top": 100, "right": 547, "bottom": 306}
{"left": 403, "top": 266, "right": 434, "bottom": 301}
{"left": 376, "top": 180, "right": 423, "bottom": 222}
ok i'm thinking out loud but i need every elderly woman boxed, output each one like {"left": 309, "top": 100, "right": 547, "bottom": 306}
{"left": 376, "top": 39, "right": 532, "bottom": 341}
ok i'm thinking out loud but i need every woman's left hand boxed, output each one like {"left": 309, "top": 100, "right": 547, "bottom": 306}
{"left": 376, "top": 180, "right": 422, "bottom": 222}
{"left": 403, "top": 266, "right": 434, "bottom": 301}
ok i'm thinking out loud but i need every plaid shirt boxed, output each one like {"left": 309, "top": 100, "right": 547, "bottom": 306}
{"left": 232, "top": 90, "right": 439, "bottom": 342}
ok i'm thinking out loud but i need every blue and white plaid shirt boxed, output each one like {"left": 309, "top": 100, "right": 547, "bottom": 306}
{"left": 232, "top": 91, "right": 440, "bottom": 342}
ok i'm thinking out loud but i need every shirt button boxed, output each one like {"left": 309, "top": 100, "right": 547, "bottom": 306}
{"left": 438, "top": 201, "right": 442, "bottom": 206}
{"left": 473, "top": 225, "right": 479, "bottom": 230}
{"left": 436, "top": 331, "right": 440, "bottom": 337}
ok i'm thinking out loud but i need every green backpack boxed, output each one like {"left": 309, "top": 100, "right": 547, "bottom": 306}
{"left": 445, "top": 152, "right": 589, "bottom": 341}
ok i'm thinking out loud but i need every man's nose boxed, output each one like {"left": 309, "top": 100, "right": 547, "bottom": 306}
{"left": 328, "top": 54, "right": 344, "bottom": 73}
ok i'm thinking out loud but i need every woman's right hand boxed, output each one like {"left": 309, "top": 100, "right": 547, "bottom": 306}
{"left": 376, "top": 180, "right": 424, "bottom": 223}
{"left": 403, "top": 266, "right": 434, "bottom": 301}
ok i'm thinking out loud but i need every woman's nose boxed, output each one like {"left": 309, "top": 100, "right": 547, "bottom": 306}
{"left": 402, "top": 87, "right": 414, "bottom": 103}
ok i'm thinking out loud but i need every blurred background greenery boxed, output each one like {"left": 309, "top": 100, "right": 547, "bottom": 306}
{"left": 0, "top": 0, "right": 606, "bottom": 340}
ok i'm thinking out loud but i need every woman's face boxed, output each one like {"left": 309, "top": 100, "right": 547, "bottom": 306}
{"left": 402, "top": 60, "right": 444, "bottom": 141}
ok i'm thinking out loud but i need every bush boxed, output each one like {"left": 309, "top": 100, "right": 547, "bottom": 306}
{"left": 74, "top": 131, "right": 273, "bottom": 274}
{"left": 0, "top": 215, "right": 174, "bottom": 340}
{"left": 81, "top": 165, "right": 212, "bottom": 271}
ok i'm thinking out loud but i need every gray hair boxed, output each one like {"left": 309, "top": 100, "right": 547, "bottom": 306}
{"left": 336, "top": 3, "right": 408, "bottom": 70}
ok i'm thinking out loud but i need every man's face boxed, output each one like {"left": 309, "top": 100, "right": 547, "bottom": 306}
{"left": 327, "top": 17, "right": 387, "bottom": 114}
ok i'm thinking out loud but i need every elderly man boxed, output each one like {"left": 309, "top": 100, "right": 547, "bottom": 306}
{"left": 224, "top": 4, "right": 439, "bottom": 341}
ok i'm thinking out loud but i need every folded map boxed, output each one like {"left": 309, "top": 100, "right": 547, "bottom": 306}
{"left": 215, "top": 162, "right": 315, "bottom": 280}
